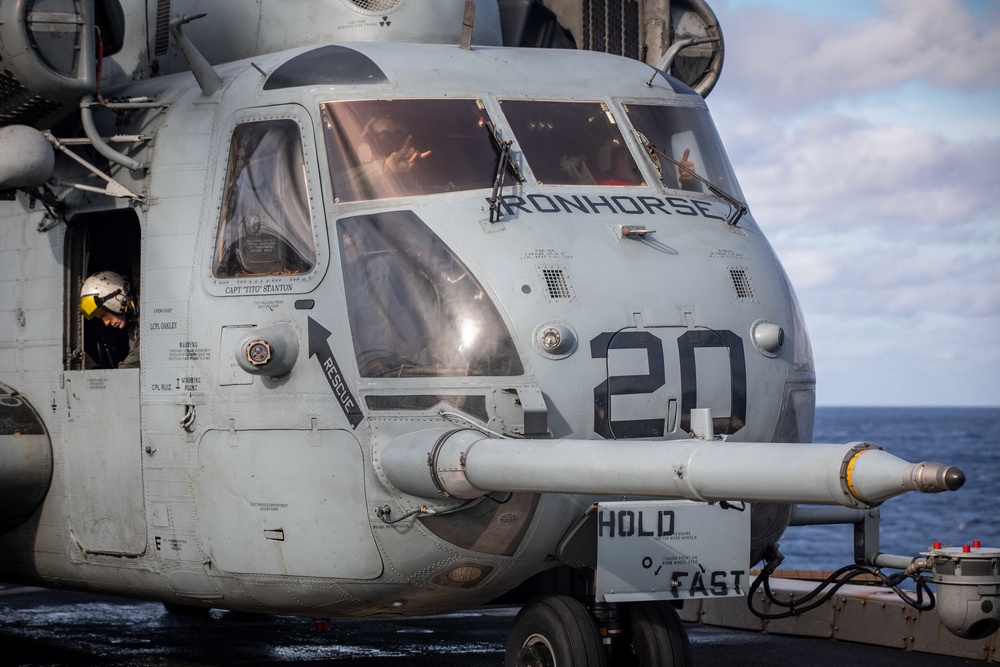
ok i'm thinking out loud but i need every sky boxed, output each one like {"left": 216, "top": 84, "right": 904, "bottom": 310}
{"left": 702, "top": 0, "right": 1000, "bottom": 406}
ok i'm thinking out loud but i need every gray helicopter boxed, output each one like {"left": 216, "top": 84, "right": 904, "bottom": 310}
{"left": 0, "top": 1, "right": 993, "bottom": 665}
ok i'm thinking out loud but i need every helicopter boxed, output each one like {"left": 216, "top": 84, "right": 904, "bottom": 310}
{"left": 0, "top": 1, "right": 991, "bottom": 665}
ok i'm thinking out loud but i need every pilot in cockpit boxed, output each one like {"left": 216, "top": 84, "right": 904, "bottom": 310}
{"left": 338, "top": 115, "right": 434, "bottom": 200}
{"left": 361, "top": 116, "right": 432, "bottom": 174}
{"left": 676, "top": 147, "right": 700, "bottom": 191}
{"left": 596, "top": 138, "right": 700, "bottom": 192}
{"left": 598, "top": 140, "right": 643, "bottom": 185}
{"left": 646, "top": 143, "right": 703, "bottom": 192}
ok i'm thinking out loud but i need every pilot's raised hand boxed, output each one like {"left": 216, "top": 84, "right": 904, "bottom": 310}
{"left": 678, "top": 147, "right": 696, "bottom": 185}
{"left": 384, "top": 135, "right": 432, "bottom": 173}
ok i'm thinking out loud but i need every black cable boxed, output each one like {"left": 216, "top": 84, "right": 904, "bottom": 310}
{"left": 485, "top": 492, "right": 514, "bottom": 505}
{"left": 375, "top": 505, "right": 423, "bottom": 525}
{"left": 748, "top": 558, "right": 936, "bottom": 620}
{"left": 750, "top": 564, "right": 872, "bottom": 619}
{"left": 892, "top": 575, "right": 936, "bottom": 611}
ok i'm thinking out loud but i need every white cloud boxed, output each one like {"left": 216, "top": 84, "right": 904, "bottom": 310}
{"left": 736, "top": 113, "right": 1000, "bottom": 246}
{"left": 778, "top": 237, "right": 1000, "bottom": 317}
{"left": 704, "top": 0, "right": 1000, "bottom": 405}
{"left": 715, "top": 0, "right": 1000, "bottom": 108}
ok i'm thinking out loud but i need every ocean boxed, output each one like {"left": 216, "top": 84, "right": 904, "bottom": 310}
{"left": 776, "top": 406, "right": 1000, "bottom": 570}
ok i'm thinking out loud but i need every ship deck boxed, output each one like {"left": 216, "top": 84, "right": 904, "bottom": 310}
{"left": 0, "top": 578, "right": 995, "bottom": 665}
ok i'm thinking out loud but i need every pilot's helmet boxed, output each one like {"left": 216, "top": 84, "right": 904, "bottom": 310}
{"left": 361, "top": 115, "right": 406, "bottom": 158}
{"left": 79, "top": 270, "right": 133, "bottom": 319}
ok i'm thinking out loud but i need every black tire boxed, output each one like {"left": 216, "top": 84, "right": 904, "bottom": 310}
{"left": 505, "top": 595, "right": 608, "bottom": 667}
{"left": 613, "top": 601, "right": 691, "bottom": 667}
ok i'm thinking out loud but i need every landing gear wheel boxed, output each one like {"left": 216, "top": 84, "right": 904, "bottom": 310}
{"left": 613, "top": 601, "right": 691, "bottom": 667}
{"left": 506, "top": 595, "right": 607, "bottom": 667}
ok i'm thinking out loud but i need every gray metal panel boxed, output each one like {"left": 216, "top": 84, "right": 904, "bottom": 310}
{"left": 219, "top": 325, "right": 256, "bottom": 385}
{"left": 63, "top": 369, "right": 145, "bottom": 555}
{"left": 197, "top": 428, "right": 382, "bottom": 579}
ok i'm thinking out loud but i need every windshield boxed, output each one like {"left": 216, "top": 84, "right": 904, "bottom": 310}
{"left": 623, "top": 104, "right": 740, "bottom": 196}
{"left": 499, "top": 100, "right": 644, "bottom": 186}
{"left": 321, "top": 99, "right": 500, "bottom": 202}
{"left": 338, "top": 211, "right": 524, "bottom": 378}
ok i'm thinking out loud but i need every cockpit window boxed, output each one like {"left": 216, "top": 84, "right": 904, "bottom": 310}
{"left": 214, "top": 119, "right": 316, "bottom": 278}
{"left": 321, "top": 99, "right": 499, "bottom": 203}
{"left": 499, "top": 100, "right": 643, "bottom": 186}
{"left": 623, "top": 104, "right": 740, "bottom": 196}
{"left": 337, "top": 211, "right": 524, "bottom": 378}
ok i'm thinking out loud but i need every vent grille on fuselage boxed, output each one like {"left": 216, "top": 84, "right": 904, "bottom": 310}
{"left": 0, "top": 70, "right": 64, "bottom": 128}
{"left": 344, "top": 0, "right": 404, "bottom": 15}
{"left": 539, "top": 267, "right": 574, "bottom": 301}
{"left": 729, "top": 268, "right": 755, "bottom": 300}
{"left": 154, "top": 0, "right": 172, "bottom": 56}
{"left": 583, "top": 0, "right": 642, "bottom": 61}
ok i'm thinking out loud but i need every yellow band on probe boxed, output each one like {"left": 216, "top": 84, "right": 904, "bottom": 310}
{"left": 845, "top": 449, "right": 868, "bottom": 501}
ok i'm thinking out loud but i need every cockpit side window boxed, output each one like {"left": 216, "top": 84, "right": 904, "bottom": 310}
{"left": 320, "top": 99, "right": 500, "bottom": 203}
{"left": 213, "top": 119, "right": 316, "bottom": 278}
{"left": 499, "top": 100, "right": 643, "bottom": 186}
{"left": 623, "top": 104, "right": 741, "bottom": 196}
{"left": 337, "top": 211, "right": 524, "bottom": 378}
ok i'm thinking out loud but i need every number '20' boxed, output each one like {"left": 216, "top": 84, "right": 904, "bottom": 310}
{"left": 590, "top": 330, "right": 747, "bottom": 439}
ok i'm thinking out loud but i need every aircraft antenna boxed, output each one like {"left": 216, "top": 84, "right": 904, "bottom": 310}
{"left": 169, "top": 14, "right": 223, "bottom": 96}
{"left": 460, "top": 1, "right": 475, "bottom": 50}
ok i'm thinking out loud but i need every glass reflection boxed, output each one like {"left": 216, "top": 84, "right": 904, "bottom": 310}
{"left": 321, "top": 99, "right": 501, "bottom": 202}
{"left": 624, "top": 104, "right": 741, "bottom": 196}
{"left": 338, "top": 211, "right": 523, "bottom": 378}
{"left": 500, "top": 100, "right": 644, "bottom": 186}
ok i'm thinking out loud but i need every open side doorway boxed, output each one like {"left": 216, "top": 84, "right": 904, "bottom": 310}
{"left": 61, "top": 209, "right": 145, "bottom": 556}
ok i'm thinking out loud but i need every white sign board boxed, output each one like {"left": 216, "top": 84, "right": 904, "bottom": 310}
{"left": 596, "top": 500, "right": 750, "bottom": 603}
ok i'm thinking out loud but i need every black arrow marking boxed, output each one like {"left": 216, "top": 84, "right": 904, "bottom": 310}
{"left": 654, "top": 565, "right": 662, "bottom": 576}
{"left": 308, "top": 317, "right": 364, "bottom": 429}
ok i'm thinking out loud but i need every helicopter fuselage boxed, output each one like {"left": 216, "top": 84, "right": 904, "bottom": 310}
{"left": 0, "top": 41, "right": 815, "bottom": 617}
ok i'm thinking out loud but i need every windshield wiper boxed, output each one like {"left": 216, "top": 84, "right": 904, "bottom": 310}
{"left": 484, "top": 119, "right": 522, "bottom": 223}
{"left": 635, "top": 130, "right": 747, "bottom": 227}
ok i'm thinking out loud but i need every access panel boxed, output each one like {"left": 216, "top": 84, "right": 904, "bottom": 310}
{"left": 63, "top": 369, "right": 145, "bottom": 554}
{"left": 196, "top": 427, "right": 382, "bottom": 579}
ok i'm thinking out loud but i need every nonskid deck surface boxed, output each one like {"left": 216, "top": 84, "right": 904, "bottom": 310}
{"left": 0, "top": 583, "right": 990, "bottom": 666}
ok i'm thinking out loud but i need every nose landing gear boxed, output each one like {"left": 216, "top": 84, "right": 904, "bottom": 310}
{"left": 614, "top": 600, "right": 692, "bottom": 666}
{"left": 505, "top": 594, "right": 692, "bottom": 667}
{"left": 506, "top": 595, "right": 605, "bottom": 667}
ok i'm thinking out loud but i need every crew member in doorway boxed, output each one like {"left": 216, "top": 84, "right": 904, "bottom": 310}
{"left": 79, "top": 270, "right": 139, "bottom": 368}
